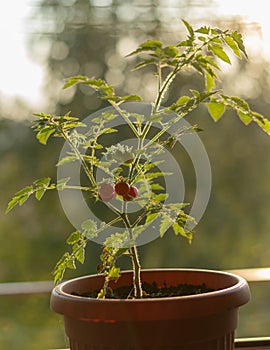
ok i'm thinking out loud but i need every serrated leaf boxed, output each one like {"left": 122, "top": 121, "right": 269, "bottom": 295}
{"left": 57, "top": 155, "right": 78, "bottom": 166}
{"left": 145, "top": 212, "right": 159, "bottom": 225}
{"left": 208, "top": 45, "right": 231, "bottom": 64}
{"left": 231, "top": 31, "right": 248, "bottom": 58}
{"left": 153, "top": 193, "right": 168, "bottom": 202}
{"left": 100, "top": 128, "right": 118, "bottom": 135}
{"left": 252, "top": 112, "right": 270, "bottom": 135}
{"left": 160, "top": 215, "right": 172, "bottom": 237}
{"left": 82, "top": 219, "right": 98, "bottom": 238}
{"left": 207, "top": 102, "right": 226, "bottom": 121}
{"left": 6, "top": 197, "right": 20, "bottom": 213}
{"left": 224, "top": 35, "right": 241, "bottom": 58}
{"left": 16, "top": 185, "right": 33, "bottom": 196}
{"left": 172, "top": 223, "right": 187, "bottom": 238}
{"left": 63, "top": 75, "right": 87, "bottom": 89}
{"left": 176, "top": 96, "right": 191, "bottom": 105}
{"left": 205, "top": 72, "right": 215, "bottom": 91}
{"left": 132, "top": 59, "right": 156, "bottom": 70}
{"left": 182, "top": 19, "right": 194, "bottom": 38}
{"left": 19, "top": 194, "right": 30, "bottom": 205}
{"left": 237, "top": 111, "right": 252, "bottom": 125}
{"left": 66, "top": 258, "right": 76, "bottom": 269}
{"left": 56, "top": 177, "right": 70, "bottom": 190}
{"left": 36, "top": 126, "right": 55, "bottom": 145}
{"left": 230, "top": 96, "right": 249, "bottom": 110}
{"left": 151, "top": 183, "right": 164, "bottom": 190}
{"left": 195, "top": 26, "right": 210, "bottom": 34}
{"left": 121, "top": 95, "right": 142, "bottom": 101}
{"left": 177, "top": 39, "right": 193, "bottom": 47}
{"left": 126, "top": 40, "right": 162, "bottom": 57}
{"left": 75, "top": 246, "right": 85, "bottom": 264}
{"left": 35, "top": 189, "right": 46, "bottom": 200}
{"left": 34, "top": 177, "right": 51, "bottom": 186}
{"left": 67, "top": 231, "right": 80, "bottom": 244}
{"left": 163, "top": 45, "right": 178, "bottom": 58}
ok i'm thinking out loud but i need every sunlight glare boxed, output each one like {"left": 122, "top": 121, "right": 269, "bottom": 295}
{"left": 0, "top": 1, "right": 44, "bottom": 108}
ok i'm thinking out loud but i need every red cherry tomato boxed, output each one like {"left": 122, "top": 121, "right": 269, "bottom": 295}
{"left": 114, "top": 181, "right": 130, "bottom": 195}
{"left": 123, "top": 185, "right": 138, "bottom": 201}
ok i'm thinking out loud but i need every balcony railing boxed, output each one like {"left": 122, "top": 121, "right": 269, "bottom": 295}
{"left": 1, "top": 267, "right": 270, "bottom": 349}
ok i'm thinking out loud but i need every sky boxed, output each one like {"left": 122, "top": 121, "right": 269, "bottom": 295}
{"left": 0, "top": 0, "right": 269, "bottom": 112}
{"left": 0, "top": 1, "right": 44, "bottom": 108}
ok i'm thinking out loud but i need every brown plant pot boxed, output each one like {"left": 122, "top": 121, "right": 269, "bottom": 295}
{"left": 50, "top": 268, "right": 250, "bottom": 350}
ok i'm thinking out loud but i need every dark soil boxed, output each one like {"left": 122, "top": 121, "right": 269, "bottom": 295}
{"left": 72, "top": 281, "right": 215, "bottom": 299}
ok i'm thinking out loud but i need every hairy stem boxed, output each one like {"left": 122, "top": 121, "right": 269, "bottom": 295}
{"left": 130, "top": 245, "right": 142, "bottom": 298}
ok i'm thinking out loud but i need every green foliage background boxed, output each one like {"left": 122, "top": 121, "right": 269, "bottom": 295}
{"left": 1, "top": 0, "right": 270, "bottom": 348}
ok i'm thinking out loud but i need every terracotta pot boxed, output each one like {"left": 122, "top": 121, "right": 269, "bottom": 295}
{"left": 50, "top": 268, "right": 250, "bottom": 350}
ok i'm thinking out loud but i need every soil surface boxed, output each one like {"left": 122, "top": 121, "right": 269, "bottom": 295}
{"left": 72, "top": 281, "right": 215, "bottom": 299}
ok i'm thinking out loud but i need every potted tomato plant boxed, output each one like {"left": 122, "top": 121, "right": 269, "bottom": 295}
{"left": 7, "top": 20, "right": 270, "bottom": 349}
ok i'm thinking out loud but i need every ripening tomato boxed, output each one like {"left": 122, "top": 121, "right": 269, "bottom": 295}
{"left": 114, "top": 181, "right": 130, "bottom": 195}
{"left": 99, "top": 183, "right": 116, "bottom": 202}
{"left": 123, "top": 185, "right": 138, "bottom": 201}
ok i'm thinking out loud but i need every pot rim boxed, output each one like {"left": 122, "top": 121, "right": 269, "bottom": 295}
{"left": 54, "top": 268, "right": 248, "bottom": 303}
{"left": 50, "top": 268, "right": 250, "bottom": 321}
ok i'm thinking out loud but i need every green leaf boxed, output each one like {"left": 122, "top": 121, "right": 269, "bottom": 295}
{"left": 195, "top": 26, "right": 210, "bottom": 35}
{"left": 132, "top": 59, "right": 156, "bottom": 70}
{"left": 120, "top": 95, "right": 142, "bottom": 101}
{"left": 75, "top": 246, "right": 85, "bottom": 264}
{"left": 231, "top": 31, "right": 248, "bottom": 58}
{"left": 34, "top": 177, "right": 51, "bottom": 200}
{"left": 207, "top": 102, "right": 226, "bottom": 121}
{"left": 160, "top": 215, "right": 172, "bottom": 237}
{"left": 176, "top": 96, "right": 191, "bottom": 105}
{"left": 205, "top": 72, "right": 215, "bottom": 91}
{"left": 6, "top": 185, "right": 33, "bottom": 213}
{"left": 66, "top": 257, "right": 76, "bottom": 269}
{"left": 224, "top": 35, "right": 241, "bottom": 58}
{"left": 151, "top": 183, "right": 164, "bottom": 190}
{"left": 57, "top": 155, "right": 78, "bottom": 166}
{"left": 15, "top": 186, "right": 33, "bottom": 196}
{"left": 67, "top": 231, "right": 80, "bottom": 245}
{"left": 34, "top": 177, "right": 51, "bottom": 187}
{"left": 126, "top": 40, "right": 162, "bottom": 57}
{"left": 36, "top": 126, "right": 55, "bottom": 145}
{"left": 35, "top": 189, "right": 46, "bottom": 200}
{"left": 140, "top": 40, "right": 162, "bottom": 50}
{"left": 81, "top": 219, "right": 98, "bottom": 238}
{"left": 145, "top": 212, "right": 159, "bottom": 224}
{"left": 63, "top": 75, "right": 87, "bottom": 89}
{"left": 6, "top": 197, "right": 20, "bottom": 213}
{"left": 237, "top": 111, "right": 252, "bottom": 125}
{"left": 208, "top": 44, "right": 231, "bottom": 64}
{"left": 100, "top": 128, "right": 118, "bottom": 135}
{"left": 182, "top": 19, "right": 194, "bottom": 39}
{"left": 163, "top": 45, "right": 178, "bottom": 58}
{"left": 172, "top": 222, "right": 185, "bottom": 236}
{"left": 56, "top": 177, "right": 70, "bottom": 190}
{"left": 152, "top": 193, "right": 168, "bottom": 202}
{"left": 252, "top": 112, "right": 270, "bottom": 135}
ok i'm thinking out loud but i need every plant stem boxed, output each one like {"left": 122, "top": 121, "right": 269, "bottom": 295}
{"left": 121, "top": 204, "right": 143, "bottom": 298}
{"left": 130, "top": 245, "right": 142, "bottom": 298}
{"left": 53, "top": 120, "right": 96, "bottom": 187}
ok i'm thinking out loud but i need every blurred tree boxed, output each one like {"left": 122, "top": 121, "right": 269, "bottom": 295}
{"left": 1, "top": 0, "right": 270, "bottom": 348}
{"left": 28, "top": 0, "right": 215, "bottom": 115}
